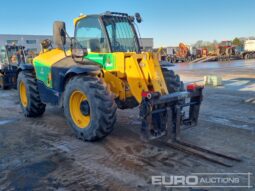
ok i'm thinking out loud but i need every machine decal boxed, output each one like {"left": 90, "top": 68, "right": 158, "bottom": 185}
{"left": 34, "top": 60, "right": 52, "bottom": 88}
{"left": 85, "top": 53, "right": 116, "bottom": 70}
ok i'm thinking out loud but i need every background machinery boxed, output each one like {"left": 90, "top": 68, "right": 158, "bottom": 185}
{"left": 216, "top": 40, "right": 236, "bottom": 61}
{"left": 173, "top": 43, "right": 193, "bottom": 62}
{"left": 157, "top": 43, "right": 194, "bottom": 64}
{"left": 168, "top": 43, "right": 194, "bottom": 63}
{"left": 195, "top": 47, "right": 208, "bottom": 58}
{"left": 0, "top": 45, "right": 26, "bottom": 89}
{"left": 156, "top": 47, "right": 168, "bottom": 61}
{"left": 241, "top": 40, "right": 255, "bottom": 59}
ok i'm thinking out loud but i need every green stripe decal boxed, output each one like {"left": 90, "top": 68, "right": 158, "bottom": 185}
{"left": 85, "top": 53, "right": 116, "bottom": 70}
{"left": 34, "top": 61, "right": 52, "bottom": 88}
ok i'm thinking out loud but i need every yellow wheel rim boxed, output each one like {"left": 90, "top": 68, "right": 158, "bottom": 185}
{"left": 19, "top": 81, "right": 28, "bottom": 107}
{"left": 69, "top": 90, "right": 90, "bottom": 128}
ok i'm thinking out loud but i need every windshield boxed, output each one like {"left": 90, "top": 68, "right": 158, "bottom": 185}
{"left": 6, "top": 46, "right": 26, "bottom": 65}
{"left": 103, "top": 16, "right": 140, "bottom": 52}
{"left": 75, "top": 16, "right": 110, "bottom": 53}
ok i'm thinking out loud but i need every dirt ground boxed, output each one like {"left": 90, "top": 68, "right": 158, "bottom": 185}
{"left": 0, "top": 59, "right": 255, "bottom": 191}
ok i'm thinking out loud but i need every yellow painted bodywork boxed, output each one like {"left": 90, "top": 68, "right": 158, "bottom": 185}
{"left": 33, "top": 14, "right": 168, "bottom": 105}
{"left": 33, "top": 49, "right": 71, "bottom": 87}
{"left": 102, "top": 52, "right": 168, "bottom": 103}
{"left": 34, "top": 49, "right": 69, "bottom": 67}
{"left": 103, "top": 70, "right": 126, "bottom": 100}
{"left": 73, "top": 15, "right": 87, "bottom": 26}
{"left": 34, "top": 48, "right": 168, "bottom": 105}
{"left": 123, "top": 52, "right": 168, "bottom": 103}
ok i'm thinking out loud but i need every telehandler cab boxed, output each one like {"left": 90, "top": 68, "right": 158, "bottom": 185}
{"left": 0, "top": 44, "right": 26, "bottom": 89}
{"left": 17, "top": 12, "right": 204, "bottom": 142}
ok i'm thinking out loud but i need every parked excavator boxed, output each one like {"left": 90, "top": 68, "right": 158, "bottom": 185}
{"left": 17, "top": 12, "right": 240, "bottom": 167}
{"left": 174, "top": 43, "right": 192, "bottom": 62}
{"left": 157, "top": 43, "right": 194, "bottom": 63}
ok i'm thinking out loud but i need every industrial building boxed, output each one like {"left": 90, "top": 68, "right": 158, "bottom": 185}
{"left": 0, "top": 34, "right": 153, "bottom": 53}
{"left": 0, "top": 34, "right": 52, "bottom": 54}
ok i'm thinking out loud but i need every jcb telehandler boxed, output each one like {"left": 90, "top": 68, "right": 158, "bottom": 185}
{"left": 17, "top": 11, "right": 205, "bottom": 143}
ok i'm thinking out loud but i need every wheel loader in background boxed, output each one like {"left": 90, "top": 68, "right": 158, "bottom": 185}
{"left": 173, "top": 43, "right": 193, "bottom": 63}
{"left": 0, "top": 44, "right": 26, "bottom": 89}
{"left": 157, "top": 43, "right": 194, "bottom": 63}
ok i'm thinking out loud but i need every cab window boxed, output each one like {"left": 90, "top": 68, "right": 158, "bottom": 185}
{"left": 75, "top": 17, "right": 110, "bottom": 53}
{"left": 0, "top": 48, "right": 6, "bottom": 63}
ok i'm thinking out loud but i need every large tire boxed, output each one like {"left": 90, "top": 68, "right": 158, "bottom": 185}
{"left": 17, "top": 71, "right": 46, "bottom": 117}
{"left": 161, "top": 67, "right": 184, "bottom": 93}
{"left": 64, "top": 76, "right": 117, "bottom": 141}
{"left": 0, "top": 73, "right": 6, "bottom": 90}
{"left": 244, "top": 54, "right": 250, "bottom": 60}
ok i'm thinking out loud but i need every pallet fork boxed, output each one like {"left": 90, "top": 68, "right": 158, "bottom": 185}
{"left": 139, "top": 84, "right": 241, "bottom": 167}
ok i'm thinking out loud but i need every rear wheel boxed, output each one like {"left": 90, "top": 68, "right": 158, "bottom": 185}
{"left": 244, "top": 54, "right": 250, "bottom": 60}
{"left": 17, "top": 71, "right": 46, "bottom": 117}
{"left": 161, "top": 67, "right": 184, "bottom": 93}
{"left": 64, "top": 76, "right": 117, "bottom": 141}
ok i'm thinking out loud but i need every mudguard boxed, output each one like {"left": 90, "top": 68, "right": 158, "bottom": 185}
{"left": 65, "top": 65, "right": 100, "bottom": 76}
{"left": 18, "top": 64, "right": 34, "bottom": 72}
{"left": 64, "top": 65, "right": 101, "bottom": 84}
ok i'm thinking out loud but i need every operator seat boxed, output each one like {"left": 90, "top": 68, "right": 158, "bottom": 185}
{"left": 89, "top": 39, "right": 100, "bottom": 52}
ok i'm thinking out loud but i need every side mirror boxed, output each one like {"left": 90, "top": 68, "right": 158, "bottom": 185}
{"left": 135, "top": 13, "right": 142, "bottom": 23}
{"left": 71, "top": 38, "right": 88, "bottom": 63}
{"left": 53, "top": 21, "right": 66, "bottom": 49}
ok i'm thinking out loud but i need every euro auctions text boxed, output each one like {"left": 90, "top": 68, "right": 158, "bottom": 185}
{"left": 152, "top": 173, "right": 253, "bottom": 188}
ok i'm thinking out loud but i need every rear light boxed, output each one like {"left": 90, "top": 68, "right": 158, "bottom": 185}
{"left": 187, "top": 83, "right": 204, "bottom": 92}
{"left": 187, "top": 83, "right": 197, "bottom": 92}
{"left": 141, "top": 91, "right": 160, "bottom": 99}
{"left": 142, "top": 91, "right": 152, "bottom": 99}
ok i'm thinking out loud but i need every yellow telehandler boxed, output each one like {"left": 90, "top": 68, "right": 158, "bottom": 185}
{"left": 16, "top": 12, "right": 242, "bottom": 166}
{"left": 17, "top": 12, "right": 203, "bottom": 141}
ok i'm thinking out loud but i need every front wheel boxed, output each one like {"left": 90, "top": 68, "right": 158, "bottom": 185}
{"left": 64, "top": 76, "right": 117, "bottom": 141}
{"left": 161, "top": 68, "right": 184, "bottom": 93}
